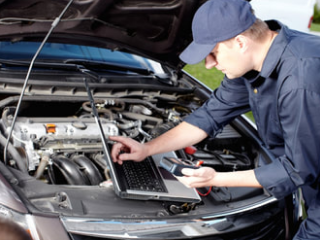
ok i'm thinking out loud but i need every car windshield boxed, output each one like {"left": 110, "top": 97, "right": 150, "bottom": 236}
{"left": 0, "top": 41, "right": 164, "bottom": 73}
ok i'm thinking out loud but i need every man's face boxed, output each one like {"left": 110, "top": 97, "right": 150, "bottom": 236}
{"left": 205, "top": 38, "right": 249, "bottom": 79}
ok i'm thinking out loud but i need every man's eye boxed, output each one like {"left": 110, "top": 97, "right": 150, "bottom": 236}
{"left": 210, "top": 53, "right": 217, "bottom": 60}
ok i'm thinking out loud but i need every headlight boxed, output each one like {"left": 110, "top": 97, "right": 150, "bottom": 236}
{"left": 0, "top": 204, "right": 40, "bottom": 240}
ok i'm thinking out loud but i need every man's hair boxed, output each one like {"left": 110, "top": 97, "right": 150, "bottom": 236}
{"left": 242, "top": 18, "right": 270, "bottom": 42}
{"left": 222, "top": 18, "right": 269, "bottom": 47}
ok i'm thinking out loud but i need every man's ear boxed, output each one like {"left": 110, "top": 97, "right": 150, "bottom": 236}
{"left": 234, "top": 35, "right": 249, "bottom": 53}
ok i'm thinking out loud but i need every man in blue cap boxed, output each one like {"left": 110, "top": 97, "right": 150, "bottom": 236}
{"left": 110, "top": 0, "right": 320, "bottom": 239}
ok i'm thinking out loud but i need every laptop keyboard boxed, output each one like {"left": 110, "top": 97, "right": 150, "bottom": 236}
{"left": 120, "top": 158, "right": 167, "bottom": 192}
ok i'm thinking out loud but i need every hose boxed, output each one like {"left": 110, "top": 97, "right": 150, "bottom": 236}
{"left": 0, "top": 133, "right": 27, "bottom": 172}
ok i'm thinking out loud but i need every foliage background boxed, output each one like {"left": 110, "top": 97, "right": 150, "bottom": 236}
{"left": 313, "top": 4, "right": 320, "bottom": 24}
{"left": 183, "top": 63, "right": 255, "bottom": 121}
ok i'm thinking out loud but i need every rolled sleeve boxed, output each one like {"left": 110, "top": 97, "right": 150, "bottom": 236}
{"left": 254, "top": 157, "right": 297, "bottom": 199}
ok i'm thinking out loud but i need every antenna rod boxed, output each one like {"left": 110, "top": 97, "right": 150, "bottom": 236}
{"left": 4, "top": 0, "right": 74, "bottom": 165}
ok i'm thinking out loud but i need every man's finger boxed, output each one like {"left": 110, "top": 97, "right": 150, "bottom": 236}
{"left": 181, "top": 168, "right": 195, "bottom": 176}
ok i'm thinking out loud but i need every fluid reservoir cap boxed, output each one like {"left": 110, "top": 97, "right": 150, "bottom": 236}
{"left": 45, "top": 123, "right": 56, "bottom": 134}
{"left": 184, "top": 146, "right": 197, "bottom": 155}
{"left": 72, "top": 121, "right": 87, "bottom": 130}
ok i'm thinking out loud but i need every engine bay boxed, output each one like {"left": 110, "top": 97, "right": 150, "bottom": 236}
{"left": 0, "top": 95, "right": 256, "bottom": 185}
{"left": 0, "top": 93, "right": 267, "bottom": 217}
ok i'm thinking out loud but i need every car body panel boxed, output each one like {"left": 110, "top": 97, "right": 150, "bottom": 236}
{"left": 0, "top": 169, "right": 28, "bottom": 214}
{"left": 0, "top": 0, "right": 203, "bottom": 69}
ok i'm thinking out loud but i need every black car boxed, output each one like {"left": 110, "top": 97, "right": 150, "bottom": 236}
{"left": 0, "top": 0, "right": 302, "bottom": 239}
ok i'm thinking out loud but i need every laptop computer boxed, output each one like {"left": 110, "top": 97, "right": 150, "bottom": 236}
{"left": 83, "top": 78, "right": 200, "bottom": 203}
{"left": 108, "top": 151, "right": 201, "bottom": 203}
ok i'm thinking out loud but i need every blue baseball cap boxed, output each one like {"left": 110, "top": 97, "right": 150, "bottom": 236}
{"left": 180, "top": 0, "right": 256, "bottom": 64}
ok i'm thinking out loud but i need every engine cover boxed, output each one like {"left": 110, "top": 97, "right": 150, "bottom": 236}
{"left": 11, "top": 117, "right": 118, "bottom": 170}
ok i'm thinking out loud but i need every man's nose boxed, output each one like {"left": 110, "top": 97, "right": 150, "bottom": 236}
{"left": 205, "top": 55, "right": 217, "bottom": 69}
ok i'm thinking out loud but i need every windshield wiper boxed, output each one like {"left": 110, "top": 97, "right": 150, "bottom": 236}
{"left": 64, "top": 59, "right": 176, "bottom": 86}
{"left": 0, "top": 58, "right": 153, "bottom": 75}
{"left": 0, "top": 58, "right": 175, "bottom": 85}
{"left": 0, "top": 59, "right": 103, "bottom": 82}
{"left": 64, "top": 59, "right": 154, "bottom": 76}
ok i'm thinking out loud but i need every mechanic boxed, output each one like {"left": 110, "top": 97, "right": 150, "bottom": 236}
{"left": 110, "top": 0, "right": 320, "bottom": 239}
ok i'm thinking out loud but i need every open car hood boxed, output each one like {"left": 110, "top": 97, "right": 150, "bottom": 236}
{"left": 0, "top": 0, "right": 206, "bottom": 69}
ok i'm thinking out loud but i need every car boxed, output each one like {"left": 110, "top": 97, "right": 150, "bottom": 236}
{"left": 0, "top": 1, "right": 302, "bottom": 240}
{"left": 250, "top": 0, "right": 316, "bottom": 33}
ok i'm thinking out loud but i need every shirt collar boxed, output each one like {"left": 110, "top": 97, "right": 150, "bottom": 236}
{"left": 244, "top": 20, "right": 289, "bottom": 84}
{"left": 259, "top": 20, "right": 288, "bottom": 78}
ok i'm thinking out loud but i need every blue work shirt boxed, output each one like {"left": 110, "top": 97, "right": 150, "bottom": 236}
{"left": 184, "top": 21, "right": 320, "bottom": 239}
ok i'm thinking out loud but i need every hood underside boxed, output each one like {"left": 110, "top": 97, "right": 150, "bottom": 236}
{"left": 0, "top": 0, "right": 205, "bottom": 68}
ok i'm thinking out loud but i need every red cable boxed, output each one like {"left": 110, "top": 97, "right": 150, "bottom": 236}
{"left": 196, "top": 186, "right": 212, "bottom": 196}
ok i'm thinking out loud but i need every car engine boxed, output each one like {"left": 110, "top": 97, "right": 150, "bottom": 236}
{"left": 0, "top": 95, "right": 255, "bottom": 186}
{"left": 0, "top": 97, "right": 189, "bottom": 184}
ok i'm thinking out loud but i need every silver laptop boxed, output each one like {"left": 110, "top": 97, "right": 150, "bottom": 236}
{"left": 107, "top": 151, "right": 201, "bottom": 203}
{"left": 83, "top": 78, "right": 200, "bottom": 203}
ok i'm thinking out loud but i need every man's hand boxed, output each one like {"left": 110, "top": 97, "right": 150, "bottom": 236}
{"left": 110, "top": 121, "right": 208, "bottom": 165}
{"left": 176, "top": 167, "right": 217, "bottom": 188}
{"left": 110, "top": 136, "right": 148, "bottom": 164}
{"left": 177, "top": 167, "right": 262, "bottom": 189}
